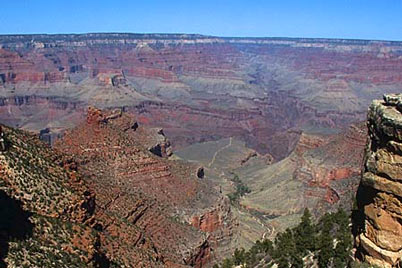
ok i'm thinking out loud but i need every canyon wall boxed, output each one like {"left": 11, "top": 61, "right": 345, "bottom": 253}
{"left": 0, "top": 34, "right": 401, "bottom": 159}
{"left": 355, "top": 94, "right": 402, "bottom": 267}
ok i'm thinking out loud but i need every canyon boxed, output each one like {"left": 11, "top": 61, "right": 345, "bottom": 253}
{"left": 0, "top": 33, "right": 401, "bottom": 266}
{"left": 0, "top": 34, "right": 401, "bottom": 159}
{"left": 175, "top": 122, "right": 367, "bottom": 248}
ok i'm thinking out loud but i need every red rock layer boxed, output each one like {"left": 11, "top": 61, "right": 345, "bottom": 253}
{"left": 292, "top": 123, "right": 366, "bottom": 210}
{"left": 54, "top": 107, "right": 234, "bottom": 267}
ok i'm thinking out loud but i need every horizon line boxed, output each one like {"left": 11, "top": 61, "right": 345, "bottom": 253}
{"left": 0, "top": 31, "right": 401, "bottom": 43}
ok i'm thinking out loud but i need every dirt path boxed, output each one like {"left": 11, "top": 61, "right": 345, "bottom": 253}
{"left": 208, "top": 137, "right": 232, "bottom": 168}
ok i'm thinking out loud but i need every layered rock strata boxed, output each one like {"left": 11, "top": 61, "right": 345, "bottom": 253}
{"left": 54, "top": 107, "right": 235, "bottom": 267}
{"left": 1, "top": 33, "right": 401, "bottom": 160}
{"left": 355, "top": 93, "right": 402, "bottom": 267}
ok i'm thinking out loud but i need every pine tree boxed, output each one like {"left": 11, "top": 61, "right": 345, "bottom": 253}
{"left": 261, "top": 239, "right": 274, "bottom": 254}
{"left": 333, "top": 209, "right": 352, "bottom": 267}
{"left": 294, "top": 208, "right": 316, "bottom": 255}
{"left": 233, "top": 248, "right": 246, "bottom": 265}
{"left": 290, "top": 253, "right": 304, "bottom": 268}
{"left": 273, "top": 228, "right": 302, "bottom": 267}
{"left": 317, "top": 214, "right": 334, "bottom": 268}
{"left": 221, "top": 258, "right": 233, "bottom": 268}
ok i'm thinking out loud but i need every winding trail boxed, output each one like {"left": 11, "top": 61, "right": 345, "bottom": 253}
{"left": 208, "top": 137, "right": 233, "bottom": 168}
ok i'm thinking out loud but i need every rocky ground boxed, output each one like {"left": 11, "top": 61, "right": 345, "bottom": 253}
{"left": 0, "top": 124, "right": 104, "bottom": 267}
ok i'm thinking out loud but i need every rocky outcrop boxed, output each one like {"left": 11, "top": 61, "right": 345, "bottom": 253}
{"left": 147, "top": 128, "right": 173, "bottom": 158}
{"left": 355, "top": 94, "right": 402, "bottom": 267}
{"left": 196, "top": 167, "right": 205, "bottom": 179}
{"left": 2, "top": 107, "right": 229, "bottom": 267}
{"left": 190, "top": 201, "right": 229, "bottom": 233}
{"left": 54, "top": 107, "right": 234, "bottom": 267}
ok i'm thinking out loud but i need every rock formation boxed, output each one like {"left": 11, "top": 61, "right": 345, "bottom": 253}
{"left": 355, "top": 93, "right": 402, "bottom": 267}
{"left": 196, "top": 167, "right": 205, "bottom": 179}
{"left": 0, "top": 107, "right": 238, "bottom": 267}
{"left": 147, "top": 128, "right": 173, "bottom": 157}
{"left": 54, "top": 107, "right": 235, "bottom": 267}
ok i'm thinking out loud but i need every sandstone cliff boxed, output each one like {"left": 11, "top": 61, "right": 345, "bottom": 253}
{"left": 355, "top": 93, "right": 402, "bottom": 267}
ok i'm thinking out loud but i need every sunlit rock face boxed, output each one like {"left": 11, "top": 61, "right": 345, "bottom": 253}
{"left": 0, "top": 34, "right": 401, "bottom": 160}
{"left": 355, "top": 94, "right": 402, "bottom": 268}
{"left": 54, "top": 107, "right": 236, "bottom": 267}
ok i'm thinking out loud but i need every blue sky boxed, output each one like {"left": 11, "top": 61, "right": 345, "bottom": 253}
{"left": 0, "top": 0, "right": 401, "bottom": 41}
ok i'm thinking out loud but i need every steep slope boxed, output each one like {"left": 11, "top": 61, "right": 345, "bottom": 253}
{"left": 355, "top": 94, "right": 402, "bottom": 267}
{"left": 0, "top": 108, "right": 237, "bottom": 267}
{"left": 0, "top": 34, "right": 401, "bottom": 160}
{"left": 0, "top": 125, "right": 107, "bottom": 267}
{"left": 54, "top": 107, "right": 235, "bottom": 267}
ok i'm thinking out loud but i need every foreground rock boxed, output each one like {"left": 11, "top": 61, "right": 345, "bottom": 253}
{"left": 355, "top": 94, "right": 402, "bottom": 267}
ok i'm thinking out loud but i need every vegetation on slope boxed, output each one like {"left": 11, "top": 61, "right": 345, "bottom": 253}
{"left": 0, "top": 125, "right": 117, "bottom": 267}
{"left": 216, "top": 208, "right": 353, "bottom": 268}
{"left": 227, "top": 174, "right": 251, "bottom": 204}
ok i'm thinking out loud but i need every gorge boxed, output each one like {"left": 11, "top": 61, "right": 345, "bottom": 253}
{"left": 0, "top": 33, "right": 401, "bottom": 267}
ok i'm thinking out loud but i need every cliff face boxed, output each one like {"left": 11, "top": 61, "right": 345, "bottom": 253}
{"left": 355, "top": 94, "right": 402, "bottom": 267}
